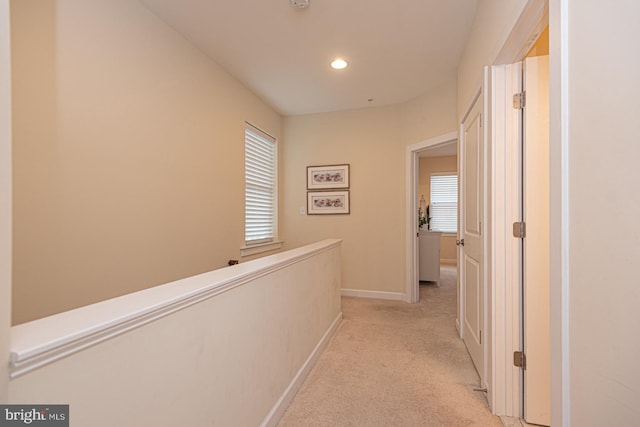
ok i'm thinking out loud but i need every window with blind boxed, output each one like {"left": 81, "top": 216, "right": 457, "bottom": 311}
{"left": 430, "top": 174, "right": 458, "bottom": 233}
{"left": 245, "top": 125, "right": 277, "bottom": 245}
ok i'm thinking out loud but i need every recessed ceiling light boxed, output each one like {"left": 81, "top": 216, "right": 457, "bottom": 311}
{"left": 330, "top": 58, "right": 348, "bottom": 70}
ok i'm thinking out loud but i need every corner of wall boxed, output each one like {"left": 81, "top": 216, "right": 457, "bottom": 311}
{"left": 0, "top": 0, "right": 12, "bottom": 401}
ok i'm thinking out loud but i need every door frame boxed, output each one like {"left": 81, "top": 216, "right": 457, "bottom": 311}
{"left": 489, "top": 0, "right": 556, "bottom": 419}
{"left": 405, "top": 131, "right": 457, "bottom": 304}
{"left": 490, "top": 61, "right": 524, "bottom": 416}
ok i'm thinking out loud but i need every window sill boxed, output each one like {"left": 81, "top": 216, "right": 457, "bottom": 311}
{"left": 240, "top": 241, "right": 283, "bottom": 257}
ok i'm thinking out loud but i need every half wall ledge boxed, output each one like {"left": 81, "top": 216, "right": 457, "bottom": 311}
{"left": 10, "top": 238, "right": 342, "bottom": 378}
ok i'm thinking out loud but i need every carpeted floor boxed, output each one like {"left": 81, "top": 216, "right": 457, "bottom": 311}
{"left": 277, "top": 265, "right": 503, "bottom": 427}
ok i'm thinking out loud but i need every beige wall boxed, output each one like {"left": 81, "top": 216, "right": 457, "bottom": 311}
{"left": 457, "top": 0, "right": 528, "bottom": 116}
{"left": 400, "top": 77, "right": 459, "bottom": 145}
{"left": 565, "top": 1, "right": 640, "bottom": 425}
{"left": 282, "top": 79, "right": 457, "bottom": 295}
{"left": 10, "top": 0, "right": 281, "bottom": 324}
{"left": 10, "top": 1, "right": 457, "bottom": 322}
{"left": 418, "top": 155, "right": 458, "bottom": 263}
{"left": 1, "top": 0, "right": 12, "bottom": 400}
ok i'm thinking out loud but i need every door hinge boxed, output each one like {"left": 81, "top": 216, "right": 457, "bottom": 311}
{"left": 513, "top": 92, "right": 526, "bottom": 109}
{"left": 514, "top": 351, "right": 527, "bottom": 369}
{"left": 512, "top": 221, "right": 526, "bottom": 238}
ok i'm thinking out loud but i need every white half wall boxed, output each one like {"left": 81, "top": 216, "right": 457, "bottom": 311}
{"left": 8, "top": 240, "right": 342, "bottom": 427}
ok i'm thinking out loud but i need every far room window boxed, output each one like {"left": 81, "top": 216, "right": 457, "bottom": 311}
{"left": 430, "top": 174, "right": 458, "bottom": 233}
{"left": 245, "top": 124, "right": 277, "bottom": 245}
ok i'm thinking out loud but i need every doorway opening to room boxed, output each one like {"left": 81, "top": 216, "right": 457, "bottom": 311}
{"left": 416, "top": 143, "right": 459, "bottom": 293}
{"left": 406, "top": 2, "right": 552, "bottom": 424}
{"left": 405, "top": 132, "right": 458, "bottom": 305}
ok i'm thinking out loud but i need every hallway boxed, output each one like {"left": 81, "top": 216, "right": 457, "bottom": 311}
{"left": 278, "top": 266, "right": 503, "bottom": 426}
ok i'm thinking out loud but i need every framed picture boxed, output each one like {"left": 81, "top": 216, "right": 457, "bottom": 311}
{"left": 307, "top": 164, "right": 350, "bottom": 190}
{"left": 307, "top": 191, "right": 350, "bottom": 215}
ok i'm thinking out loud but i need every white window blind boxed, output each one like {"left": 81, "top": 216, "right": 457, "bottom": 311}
{"left": 430, "top": 174, "right": 458, "bottom": 233}
{"left": 245, "top": 126, "right": 276, "bottom": 245}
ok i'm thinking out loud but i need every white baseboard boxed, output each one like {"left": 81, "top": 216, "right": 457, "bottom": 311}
{"left": 440, "top": 259, "right": 457, "bottom": 265}
{"left": 261, "top": 311, "right": 342, "bottom": 427}
{"left": 340, "top": 289, "right": 405, "bottom": 301}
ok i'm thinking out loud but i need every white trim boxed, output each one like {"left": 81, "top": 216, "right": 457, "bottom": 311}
{"left": 482, "top": 68, "right": 491, "bottom": 392}
{"left": 260, "top": 311, "right": 342, "bottom": 427}
{"left": 10, "top": 239, "right": 342, "bottom": 378}
{"left": 405, "top": 131, "right": 458, "bottom": 304}
{"left": 440, "top": 258, "right": 457, "bottom": 265}
{"left": 486, "top": 0, "right": 551, "bottom": 419}
{"left": 340, "top": 289, "right": 405, "bottom": 301}
{"left": 549, "top": 0, "right": 570, "bottom": 425}
{"left": 495, "top": 0, "right": 549, "bottom": 65}
{"left": 490, "top": 62, "right": 523, "bottom": 417}
{"left": 406, "top": 143, "right": 420, "bottom": 303}
{"left": 240, "top": 240, "right": 283, "bottom": 257}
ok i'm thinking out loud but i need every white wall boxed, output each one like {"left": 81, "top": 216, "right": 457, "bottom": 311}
{"left": 0, "top": 0, "right": 12, "bottom": 402}
{"left": 282, "top": 79, "right": 457, "bottom": 297}
{"left": 563, "top": 1, "right": 640, "bottom": 425}
{"left": 10, "top": 0, "right": 282, "bottom": 324}
{"left": 8, "top": 240, "right": 342, "bottom": 426}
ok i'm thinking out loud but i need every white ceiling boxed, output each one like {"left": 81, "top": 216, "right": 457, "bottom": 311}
{"left": 140, "top": 0, "right": 478, "bottom": 116}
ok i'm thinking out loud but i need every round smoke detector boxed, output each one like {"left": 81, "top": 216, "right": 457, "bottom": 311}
{"left": 290, "top": 0, "right": 310, "bottom": 9}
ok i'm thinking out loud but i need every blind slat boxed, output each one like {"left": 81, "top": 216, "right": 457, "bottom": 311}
{"left": 430, "top": 174, "right": 458, "bottom": 233}
{"left": 245, "top": 128, "right": 276, "bottom": 244}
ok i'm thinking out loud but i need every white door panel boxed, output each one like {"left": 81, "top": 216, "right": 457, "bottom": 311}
{"left": 460, "top": 92, "right": 484, "bottom": 374}
{"left": 464, "top": 256, "right": 481, "bottom": 342}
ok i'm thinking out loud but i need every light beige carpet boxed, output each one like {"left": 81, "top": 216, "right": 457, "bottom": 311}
{"left": 278, "top": 266, "right": 503, "bottom": 427}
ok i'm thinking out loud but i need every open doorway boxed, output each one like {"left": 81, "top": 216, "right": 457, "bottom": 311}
{"left": 405, "top": 132, "right": 458, "bottom": 304}
{"left": 417, "top": 143, "right": 459, "bottom": 290}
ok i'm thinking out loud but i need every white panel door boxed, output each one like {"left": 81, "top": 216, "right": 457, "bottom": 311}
{"left": 523, "top": 55, "right": 550, "bottom": 426}
{"left": 460, "top": 92, "right": 484, "bottom": 375}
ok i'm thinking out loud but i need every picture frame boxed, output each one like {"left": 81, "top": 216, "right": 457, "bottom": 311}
{"left": 307, "top": 164, "right": 350, "bottom": 190}
{"left": 307, "top": 191, "right": 350, "bottom": 215}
